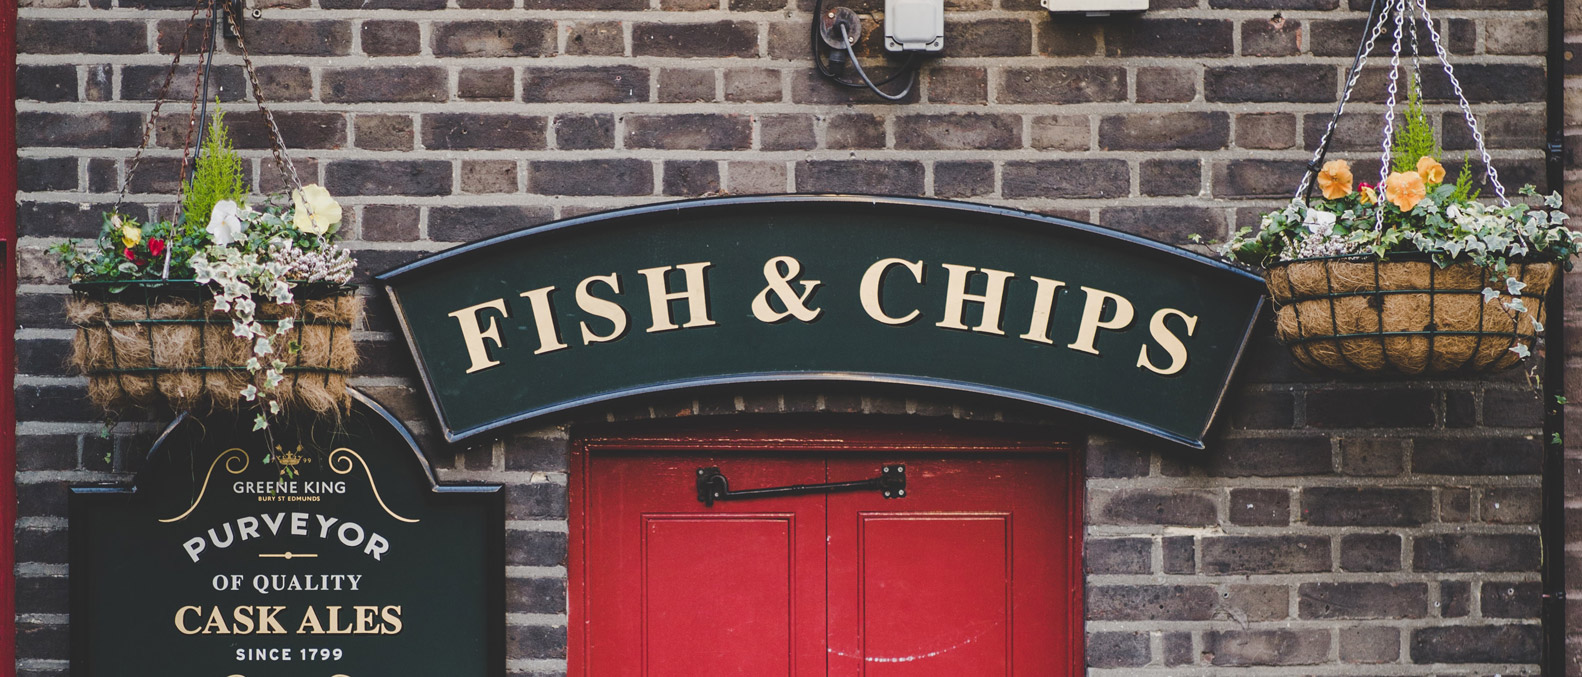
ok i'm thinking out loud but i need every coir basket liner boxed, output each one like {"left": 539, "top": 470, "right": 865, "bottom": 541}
{"left": 67, "top": 281, "right": 361, "bottom": 415}
{"left": 1265, "top": 256, "right": 1552, "bottom": 376}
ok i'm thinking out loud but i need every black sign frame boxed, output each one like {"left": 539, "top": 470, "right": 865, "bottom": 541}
{"left": 69, "top": 389, "right": 507, "bottom": 676}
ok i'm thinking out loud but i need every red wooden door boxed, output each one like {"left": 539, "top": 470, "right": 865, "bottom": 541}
{"left": 571, "top": 428, "right": 1081, "bottom": 676}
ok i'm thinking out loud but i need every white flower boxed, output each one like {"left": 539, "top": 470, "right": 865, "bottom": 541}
{"left": 1302, "top": 209, "right": 1337, "bottom": 236}
{"left": 206, "top": 200, "right": 247, "bottom": 246}
{"left": 292, "top": 184, "right": 342, "bottom": 236}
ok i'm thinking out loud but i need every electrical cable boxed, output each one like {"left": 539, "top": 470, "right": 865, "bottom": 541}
{"left": 810, "top": 0, "right": 918, "bottom": 91}
{"left": 836, "top": 24, "right": 915, "bottom": 100}
{"left": 191, "top": 0, "right": 222, "bottom": 169}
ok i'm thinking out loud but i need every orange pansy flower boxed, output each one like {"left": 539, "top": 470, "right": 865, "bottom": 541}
{"left": 1383, "top": 171, "right": 1427, "bottom": 212}
{"left": 1316, "top": 159, "right": 1354, "bottom": 201}
{"left": 1415, "top": 157, "right": 1446, "bottom": 185}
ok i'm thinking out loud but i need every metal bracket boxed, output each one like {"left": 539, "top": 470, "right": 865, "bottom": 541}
{"left": 696, "top": 465, "right": 906, "bottom": 507}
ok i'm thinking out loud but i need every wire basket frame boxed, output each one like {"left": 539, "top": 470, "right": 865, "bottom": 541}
{"left": 1265, "top": 256, "right": 1551, "bottom": 375}
{"left": 68, "top": 281, "right": 360, "bottom": 416}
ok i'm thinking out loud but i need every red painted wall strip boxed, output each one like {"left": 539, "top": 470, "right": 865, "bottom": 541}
{"left": 1, "top": 0, "right": 18, "bottom": 667}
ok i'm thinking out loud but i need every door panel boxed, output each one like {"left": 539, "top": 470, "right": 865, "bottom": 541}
{"left": 828, "top": 455, "right": 1072, "bottom": 676}
{"left": 584, "top": 453, "right": 827, "bottom": 676}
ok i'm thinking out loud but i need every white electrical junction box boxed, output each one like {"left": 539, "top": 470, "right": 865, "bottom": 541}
{"left": 884, "top": 0, "right": 944, "bottom": 52}
{"left": 1040, "top": 0, "right": 1146, "bottom": 13}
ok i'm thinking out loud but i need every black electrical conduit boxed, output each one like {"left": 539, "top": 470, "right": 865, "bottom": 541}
{"left": 1543, "top": 0, "right": 1566, "bottom": 663}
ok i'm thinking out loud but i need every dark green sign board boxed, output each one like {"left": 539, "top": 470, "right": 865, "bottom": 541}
{"left": 70, "top": 390, "right": 504, "bottom": 676}
{"left": 379, "top": 196, "right": 1265, "bottom": 448}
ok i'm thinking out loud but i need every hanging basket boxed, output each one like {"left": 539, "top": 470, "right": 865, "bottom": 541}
{"left": 1266, "top": 256, "right": 1551, "bottom": 376}
{"left": 68, "top": 280, "right": 361, "bottom": 416}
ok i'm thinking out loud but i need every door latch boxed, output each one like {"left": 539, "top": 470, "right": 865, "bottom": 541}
{"left": 696, "top": 465, "right": 906, "bottom": 507}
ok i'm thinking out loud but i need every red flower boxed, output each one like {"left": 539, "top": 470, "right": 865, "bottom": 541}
{"left": 123, "top": 247, "right": 142, "bottom": 265}
{"left": 148, "top": 238, "right": 165, "bottom": 258}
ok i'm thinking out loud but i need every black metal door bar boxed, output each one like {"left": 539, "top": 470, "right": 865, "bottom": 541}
{"left": 696, "top": 465, "right": 906, "bottom": 507}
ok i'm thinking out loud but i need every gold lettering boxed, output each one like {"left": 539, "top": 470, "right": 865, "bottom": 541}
{"left": 202, "top": 606, "right": 232, "bottom": 635}
{"left": 255, "top": 606, "right": 288, "bottom": 635}
{"left": 381, "top": 606, "right": 403, "bottom": 634}
{"left": 575, "top": 273, "right": 628, "bottom": 344}
{"left": 327, "top": 606, "right": 355, "bottom": 634}
{"left": 638, "top": 262, "right": 716, "bottom": 333}
{"left": 517, "top": 286, "right": 569, "bottom": 355}
{"left": 1067, "top": 287, "right": 1136, "bottom": 356}
{"left": 859, "top": 258, "right": 924, "bottom": 326}
{"left": 296, "top": 606, "right": 326, "bottom": 635}
{"left": 1018, "top": 276, "right": 1068, "bottom": 345}
{"left": 355, "top": 606, "right": 382, "bottom": 634}
{"left": 1137, "top": 308, "right": 1198, "bottom": 376}
{"left": 175, "top": 606, "right": 203, "bottom": 635}
{"left": 447, "top": 298, "right": 510, "bottom": 374}
{"left": 936, "top": 263, "right": 1015, "bottom": 335}
{"left": 231, "top": 605, "right": 256, "bottom": 635}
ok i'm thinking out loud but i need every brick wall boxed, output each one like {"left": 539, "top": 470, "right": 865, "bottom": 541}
{"left": 11, "top": 0, "right": 1556, "bottom": 672}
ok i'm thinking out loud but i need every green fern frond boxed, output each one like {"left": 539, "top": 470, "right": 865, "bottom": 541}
{"left": 1391, "top": 74, "right": 1441, "bottom": 173}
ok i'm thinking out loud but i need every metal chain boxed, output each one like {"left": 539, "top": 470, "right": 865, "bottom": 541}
{"left": 1376, "top": 0, "right": 1408, "bottom": 232}
{"left": 221, "top": 5, "right": 310, "bottom": 205}
{"left": 113, "top": 0, "right": 208, "bottom": 214}
{"left": 1412, "top": 0, "right": 1509, "bottom": 206}
{"left": 1294, "top": 0, "right": 1394, "bottom": 200}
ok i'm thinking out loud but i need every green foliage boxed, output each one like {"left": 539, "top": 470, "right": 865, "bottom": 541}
{"left": 1448, "top": 153, "right": 1480, "bottom": 203}
{"left": 181, "top": 107, "right": 248, "bottom": 231}
{"left": 1390, "top": 76, "right": 1441, "bottom": 173}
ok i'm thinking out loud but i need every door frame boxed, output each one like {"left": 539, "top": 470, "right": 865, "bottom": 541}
{"left": 568, "top": 416, "right": 1086, "bottom": 676}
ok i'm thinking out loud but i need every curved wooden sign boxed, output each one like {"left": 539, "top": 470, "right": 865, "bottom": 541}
{"left": 378, "top": 195, "right": 1265, "bottom": 448}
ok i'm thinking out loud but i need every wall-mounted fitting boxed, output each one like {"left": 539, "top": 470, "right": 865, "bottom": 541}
{"left": 1040, "top": 0, "right": 1146, "bottom": 15}
{"left": 884, "top": 0, "right": 944, "bottom": 52}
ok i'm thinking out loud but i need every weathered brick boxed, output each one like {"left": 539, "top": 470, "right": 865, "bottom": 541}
{"left": 1410, "top": 624, "right": 1541, "bottom": 663}
{"left": 790, "top": 71, "right": 920, "bottom": 104}
{"left": 1230, "top": 488, "right": 1289, "bottom": 526}
{"left": 1486, "top": 388, "right": 1543, "bottom": 427}
{"left": 1003, "top": 160, "right": 1127, "bottom": 199}
{"left": 1087, "top": 632, "right": 1148, "bottom": 668}
{"left": 633, "top": 21, "right": 758, "bottom": 58}
{"left": 359, "top": 205, "right": 421, "bottom": 242}
{"left": 554, "top": 115, "right": 614, "bottom": 150}
{"left": 1085, "top": 538, "right": 1150, "bottom": 574}
{"left": 1482, "top": 487, "right": 1541, "bottom": 524}
{"left": 1412, "top": 437, "right": 1543, "bottom": 475}
{"left": 1298, "top": 582, "right": 1427, "bottom": 619}
{"left": 362, "top": 20, "right": 420, "bottom": 55}
{"left": 1339, "top": 438, "right": 1405, "bottom": 476}
{"left": 1341, "top": 533, "right": 1401, "bottom": 572}
{"left": 1445, "top": 109, "right": 1545, "bottom": 151}
{"left": 454, "top": 68, "right": 515, "bottom": 101}
{"left": 19, "top": 202, "right": 111, "bottom": 239}
{"left": 1340, "top": 626, "right": 1399, "bottom": 663}
{"left": 17, "top": 65, "right": 76, "bottom": 102}
{"left": 1139, "top": 159, "right": 1200, "bottom": 197}
{"left": 1101, "top": 112, "right": 1228, "bottom": 152}
{"left": 1036, "top": 20, "right": 1099, "bottom": 56}
{"left": 758, "top": 115, "right": 815, "bottom": 151}
{"left": 459, "top": 161, "right": 520, "bottom": 195}
{"left": 324, "top": 67, "right": 446, "bottom": 103}
{"left": 1241, "top": 18, "right": 1301, "bottom": 56}
{"left": 1302, "top": 487, "right": 1432, "bottom": 526}
{"left": 926, "top": 67, "right": 987, "bottom": 104}
{"left": 1441, "top": 487, "right": 1474, "bottom": 523}
{"left": 326, "top": 160, "right": 452, "bottom": 197}
{"left": 507, "top": 577, "right": 567, "bottom": 615}
{"left": 523, "top": 67, "right": 649, "bottom": 103}
{"left": 1222, "top": 584, "right": 1286, "bottom": 621}
{"left": 18, "top": 112, "right": 141, "bottom": 148}
{"left": 1098, "top": 206, "right": 1224, "bottom": 244}
{"left": 724, "top": 68, "right": 782, "bottom": 102}
{"left": 943, "top": 19, "right": 1031, "bottom": 57}
{"left": 1108, "top": 19, "right": 1233, "bottom": 57}
{"left": 1162, "top": 632, "right": 1193, "bottom": 666}
{"left": 509, "top": 625, "right": 566, "bottom": 659}
{"left": 505, "top": 482, "right": 569, "bottom": 520}
{"left": 506, "top": 529, "right": 568, "bottom": 567}
{"left": 256, "top": 66, "right": 313, "bottom": 102}
{"left": 1202, "top": 535, "right": 1329, "bottom": 574}
{"left": 933, "top": 161, "right": 994, "bottom": 199}
{"left": 626, "top": 114, "right": 750, "bottom": 150}
{"left": 19, "top": 20, "right": 145, "bottom": 54}
{"left": 430, "top": 206, "right": 553, "bottom": 242}
{"left": 662, "top": 160, "right": 720, "bottom": 196}
{"left": 1238, "top": 113, "right": 1296, "bottom": 150}
{"left": 727, "top": 161, "right": 786, "bottom": 193}
{"left": 564, "top": 21, "right": 625, "bottom": 55}
{"left": 795, "top": 161, "right": 923, "bottom": 195}
{"left": 1204, "top": 629, "right": 1330, "bottom": 666}
{"left": 897, "top": 114, "right": 1019, "bottom": 151}
{"left": 424, "top": 114, "right": 546, "bottom": 151}
{"left": 1135, "top": 67, "right": 1196, "bottom": 103}
{"left": 1029, "top": 115, "right": 1089, "bottom": 151}
{"left": 1087, "top": 585, "right": 1217, "bottom": 621}
{"left": 824, "top": 114, "right": 884, "bottom": 150}
{"left": 1162, "top": 536, "right": 1194, "bottom": 574}
{"left": 1215, "top": 0, "right": 1334, "bottom": 7}
{"left": 1212, "top": 159, "right": 1308, "bottom": 198}
{"left": 244, "top": 20, "right": 351, "bottom": 55}
{"left": 1413, "top": 533, "right": 1539, "bottom": 572}
{"left": 355, "top": 115, "right": 414, "bottom": 152}
{"left": 1206, "top": 65, "right": 1336, "bottom": 103}
{"left": 18, "top": 158, "right": 77, "bottom": 192}
{"left": 999, "top": 67, "right": 1125, "bottom": 104}
{"left": 658, "top": 69, "right": 716, "bottom": 103}
{"left": 1096, "top": 489, "right": 1217, "bottom": 526}
{"left": 529, "top": 159, "right": 654, "bottom": 196}
{"left": 1203, "top": 436, "right": 1333, "bottom": 476}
